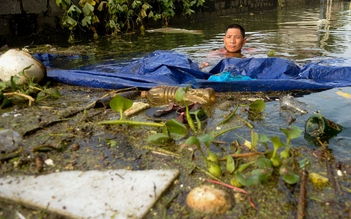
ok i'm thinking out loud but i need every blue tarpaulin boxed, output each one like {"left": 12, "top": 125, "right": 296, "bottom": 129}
{"left": 39, "top": 50, "right": 351, "bottom": 92}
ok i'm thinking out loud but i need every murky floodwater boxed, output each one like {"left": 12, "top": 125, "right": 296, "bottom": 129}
{"left": 50, "top": 0, "right": 351, "bottom": 68}
{"left": 25, "top": 0, "right": 351, "bottom": 161}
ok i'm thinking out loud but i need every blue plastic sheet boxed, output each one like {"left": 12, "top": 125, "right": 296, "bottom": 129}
{"left": 41, "top": 50, "right": 351, "bottom": 92}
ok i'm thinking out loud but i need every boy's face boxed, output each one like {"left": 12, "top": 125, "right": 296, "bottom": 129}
{"left": 223, "top": 28, "right": 247, "bottom": 53}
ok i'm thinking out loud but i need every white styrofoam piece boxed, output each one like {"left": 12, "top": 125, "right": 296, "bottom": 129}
{"left": 0, "top": 169, "right": 179, "bottom": 219}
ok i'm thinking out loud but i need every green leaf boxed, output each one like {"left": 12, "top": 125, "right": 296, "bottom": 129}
{"left": 280, "top": 126, "right": 302, "bottom": 143}
{"left": 259, "top": 134, "right": 270, "bottom": 149}
{"left": 249, "top": 99, "right": 266, "bottom": 113}
{"left": 197, "top": 133, "right": 215, "bottom": 147}
{"left": 280, "top": 146, "right": 291, "bottom": 159}
{"left": 67, "top": 5, "right": 82, "bottom": 14}
{"left": 250, "top": 130, "right": 258, "bottom": 151}
{"left": 236, "top": 168, "right": 271, "bottom": 186}
{"left": 208, "top": 162, "right": 222, "bottom": 177}
{"left": 270, "top": 156, "right": 281, "bottom": 167}
{"left": 235, "top": 171, "right": 259, "bottom": 186}
{"left": 62, "top": 15, "right": 78, "bottom": 28}
{"left": 174, "top": 87, "right": 186, "bottom": 102}
{"left": 280, "top": 166, "right": 300, "bottom": 184}
{"left": 0, "top": 82, "right": 6, "bottom": 91}
{"left": 165, "top": 119, "right": 187, "bottom": 140}
{"left": 82, "top": 16, "right": 92, "bottom": 26}
{"left": 0, "top": 97, "right": 12, "bottom": 109}
{"left": 207, "top": 151, "right": 219, "bottom": 163}
{"left": 230, "top": 177, "right": 243, "bottom": 188}
{"left": 226, "top": 155, "right": 235, "bottom": 173}
{"left": 56, "top": 0, "right": 72, "bottom": 10}
{"left": 109, "top": 95, "right": 133, "bottom": 113}
{"left": 147, "top": 133, "right": 170, "bottom": 144}
{"left": 82, "top": 3, "right": 94, "bottom": 16}
{"left": 299, "top": 158, "right": 311, "bottom": 169}
{"left": 271, "top": 136, "right": 284, "bottom": 150}
{"left": 256, "top": 156, "right": 272, "bottom": 169}
{"left": 184, "top": 136, "right": 200, "bottom": 148}
{"left": 9, "top": 76, "right": 20, "bottom": 91}
{"left": 237, "top": 161, "right": 254, "bottom": 172}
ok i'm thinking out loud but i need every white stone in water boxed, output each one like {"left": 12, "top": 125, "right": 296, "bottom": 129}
{"left": 0, "top": 169, "right": 179, "bottom": 219}
{"left": 0, "top": 49, "right": 46, "bottom": 84}
{"left": 186, "top": 185, "right": 233, "bottom": 215}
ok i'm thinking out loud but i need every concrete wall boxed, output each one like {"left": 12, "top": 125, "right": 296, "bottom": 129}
{"left": 0, "top": 0, "right": 280, "bottom": 47}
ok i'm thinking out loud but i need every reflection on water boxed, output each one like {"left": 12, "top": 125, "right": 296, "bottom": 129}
{"left": 171, "top": 0, "right": 351, "bottom": 66}
{"left": 45, "top": 0, "right": 351, "bottom": 69}
{"left": 28, "top": 0, "right": 351, "bottom": 161}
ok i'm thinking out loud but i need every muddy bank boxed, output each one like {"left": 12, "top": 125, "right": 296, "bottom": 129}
{"left": 1, "top": 78, "right": 351, "bottom": 218}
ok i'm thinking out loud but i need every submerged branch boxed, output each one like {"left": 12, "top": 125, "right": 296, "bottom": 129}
{"left": 4, "top": 92, "right": 35, "bottom": 105}
{"left": 297, "top": 169, "right": 308, "bottom": 219}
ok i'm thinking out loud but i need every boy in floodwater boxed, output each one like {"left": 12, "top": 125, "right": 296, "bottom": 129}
{"left": 199, "top": 23, "right": 247, "bottom": 69}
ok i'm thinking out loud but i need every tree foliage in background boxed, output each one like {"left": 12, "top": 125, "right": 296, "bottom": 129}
{"left": 55, "top": 0, "right": 205, "bottom": 42}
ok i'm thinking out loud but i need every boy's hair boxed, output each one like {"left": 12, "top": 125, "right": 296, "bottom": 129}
{"left": 225, "top": 24, "right": 245, "bottom": 38}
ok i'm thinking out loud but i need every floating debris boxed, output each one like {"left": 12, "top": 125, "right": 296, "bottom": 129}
{"left": 146, "top": 28, "right": 203, "bottom": 35}
{"left": 186, "top": 185, "right": 232, "bottom": 215}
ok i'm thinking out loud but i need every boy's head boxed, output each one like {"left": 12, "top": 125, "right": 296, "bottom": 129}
{"left": 223, "top": 24, "right": 247, "bottom": 53}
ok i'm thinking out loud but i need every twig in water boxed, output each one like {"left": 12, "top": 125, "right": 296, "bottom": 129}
{"left": 206, "top": 178, "right": 248, "bottom": 194}
{"left": 297, "top": 169, "right": 308, "bottom": 219}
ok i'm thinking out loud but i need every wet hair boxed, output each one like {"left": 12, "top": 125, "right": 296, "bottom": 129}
{"left": 225, "top": 24, "right": 245, "bottom": 38}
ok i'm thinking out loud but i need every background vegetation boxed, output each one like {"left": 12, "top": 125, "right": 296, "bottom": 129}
{"left": 56, "top": 0, "right": 205, "bottom": 42}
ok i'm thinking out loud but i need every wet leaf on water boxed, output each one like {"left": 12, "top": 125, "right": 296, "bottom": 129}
{"left": 165, "top": 119, "right": 188, "bottom": 140}
{"left": 250, "top": 130, "right": 259, "bottom": 151}
{"left": 259, "top": 134, "right": 270, "bottom": 149}
{"left": 147, "top": 133, "right": 171, "bottom": 144}
{"left": 197, "top": 133, "right": 215, "bottom": 147}
{"left": 184, "top": 136, "right": 201, "bottom": 148}
{"left": 279, "top": 166, "right": 300, "bottom": 184}
{"left": 208, "top": 162, "right": 222, "bottom": 177}
{"left": 109, "top": 94, "right": 133, "bottom": 114}
{"left": 280, "top": 147, "right": 291, "bottom": 159}
{"left": 271, "top": 136, "right": 284, "bottom": 150}
{"left": 256, "top": 156, "right": 272, "bottom": 169}
{"left": 280, "top": 126, "right": 302, "bottom": 143}
{"left": 207, "top": 151, "right": 219, "bottom": 163}
{"left": 230, "top": 177, "right": 243, "bottom": 188}
{"left": 226, "top": 155, "right": 235, "bottom": 173}
{"left": 270, "top": 156, "right": 281, "bottom": 167}
{"left": 237, "top": 161, "right": 254, "bottom": 172}
{"left": 236, "top": 168, "right": 271, "bottom": 186}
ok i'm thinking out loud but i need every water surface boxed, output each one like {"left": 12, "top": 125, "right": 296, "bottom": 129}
{"left": 30, "top": 0, "right": 351, "bottom": 161}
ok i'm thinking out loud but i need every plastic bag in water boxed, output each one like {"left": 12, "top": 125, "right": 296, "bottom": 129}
{"left": 208, "top": 71, "right": 253, "bottom": 82}
{"left": 279, "top": 95, "right": 308, "bottom": 114}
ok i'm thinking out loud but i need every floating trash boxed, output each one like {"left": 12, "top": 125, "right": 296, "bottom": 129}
{"left": 186, "top": 185, "right": 232, "bottom": 215}
{"left": 0, "top": 49, "right": 46, "bottom": 84}
{"left": 304, "top": 114, "right": 343, "bottom": 142}
{"left": 279, "top": 95, "right": 308, "bottom": 114}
